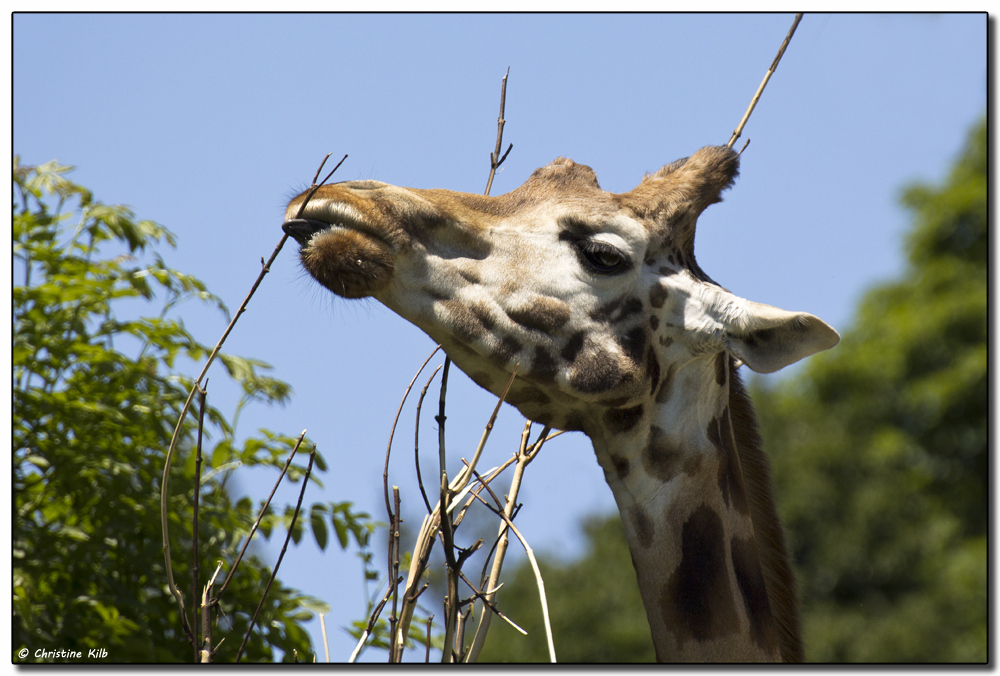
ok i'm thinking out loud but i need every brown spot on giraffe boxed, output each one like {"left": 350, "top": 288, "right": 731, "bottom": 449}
{"left": 715, "top": 350, "right": 728, "bottom": 386}
{"left": 604, "top": 404, "right": 645, "bottom": 435}
{"left": 655, "top": 363, "right": 677, "bottom": 404}
{"left": 630, "top": 506, "right": 655, "bottom": 549}
{"left": 562, "top": 412, "right": 586, "bottom": 434}
{"left": 611, "top": 454, "right": 630, "bottom": 480}
{"left": 649, "top": 282, "right": 669, "bottom": 309}
{"left": 505, "top": 383, "right": 551, "bottom": 408}
{"left": 568, "top": 338, "right": 634, "bottom": 394}
{"left": 590, "top": 295, "right": 643, "bottom": 324}
{"left": 560, "top": 330, "right": 586, "bottom": 363}
{"left": 643, "top": 425, "right": 685, "bottom": 481}
{"left": 530, "top": 345, "right": 559, "bottom": 383}
{"left": 469, "top": 301, "right": 496, "bottom": 332}
{"left": 438, "top": 299, "right": 488, "bottom": 343}
{"left": 661, "top": 506, "right": 740, "bottom": 645}
{"left": 457, "top": 268, "right": 481, "bottom": 285}
{"left": 491, "top": 335, "right": 522, "bottom": 364}
{"left": 617, "top": 326, "right": 648, "bottom": 371}
{"left": 647, "top": 348, "right": 661, "bottom": 396}
{"left": 508, "top": 296, "right": 572, "bottom": 333}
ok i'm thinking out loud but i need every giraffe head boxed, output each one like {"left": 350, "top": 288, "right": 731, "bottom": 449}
{"left": 283, "top": 145, "right": 838, "bottom": 436}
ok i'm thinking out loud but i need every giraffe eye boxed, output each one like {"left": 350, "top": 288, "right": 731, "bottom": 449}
{"left": 578, "top": 240, "right": 630, "bottom": 275}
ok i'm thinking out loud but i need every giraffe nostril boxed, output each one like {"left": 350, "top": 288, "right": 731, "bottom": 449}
{"left": 282, "top": 218, "right": 331, "bottom": 246}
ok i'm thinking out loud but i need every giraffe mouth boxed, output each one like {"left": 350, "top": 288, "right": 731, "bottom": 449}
{"left": 282, "top": 218, "right": 334, "bottom": 246}
{"left": 282, "top": 216, "right": 391, "bottom": 249}
{"left": 282, "top": 217, "right": 396, "bottom": 299}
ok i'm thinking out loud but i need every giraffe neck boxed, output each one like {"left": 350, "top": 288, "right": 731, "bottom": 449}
{"left": 589, "top": 353, "right": 784, "bottom": 662}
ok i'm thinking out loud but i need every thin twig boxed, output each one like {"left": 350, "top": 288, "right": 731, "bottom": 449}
{"left": 348, "top": 575, "right": 404, "bottom": 663}
{"left": 415, "top": 364, "right": 443, "bottom": 514}
{"left": 727, "top": 13, "right": 803, "bottom": 149}
{"left": 425, "top": 615, "right": 434, "bottom": 663}
{"left": 215, "top": 429, "right": 308, "bottom": 604}
{"left": 236, "top": 444, "right": 317, "bottom": 663}
{"left": 435, "top": 358, "right": 458, "bottom": 662}
{"left": 388, "top": 486, "right": 403, "bottom": 663}
{"left": 319, "top": 613, "right": 330, "bottom": 663}
{"left": 439, "top": 479, "right": 459, "bottom": 663}
{"left": 469, "top": 487, "right": 556, "bottom": 663}
{"left": 191, "top": 382, "right": 207, "bottom": 663}
{"left": 458, "top": 571, "right": 527, "bottom": 636}
{"left": 394, "top": 512, "right": 438, "bottom": 657}
{"left": 160, "top": 154, "right": 346, "bottom": 625}
{"left": 436, "top": 357, "right": 451, "bottom": 490}
{"left": 407, "top": 582, "right": 430, "bottom": 604}
{"left": 200, "top": 561, "right": 224, "bottom": 663}
{"left": 384, "top": 345, "right": 441, "bottom": 523}
{"left": 485, "top": 67, "right": 512, "bottom": 197}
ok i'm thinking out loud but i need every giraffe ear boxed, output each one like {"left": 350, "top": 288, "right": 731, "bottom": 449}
{"left": 722, "top": 300, "right": 840, "bottom": 374}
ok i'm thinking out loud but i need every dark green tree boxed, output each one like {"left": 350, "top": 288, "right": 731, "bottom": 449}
{"left": 471, "top": 116, "right": 986, "bottom": 663}
{"left": 13, "top": 159, "right": 376, "bottom": 663}
{"left": 756, "top": 116, "right": 987, "bottom": 662}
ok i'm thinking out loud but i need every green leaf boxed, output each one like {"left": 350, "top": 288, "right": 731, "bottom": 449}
{"left": 332, "top": 514, "right": 349, "bottom": 550}
{"left": 310, "top": 504, "right": 328, "bottom": 551}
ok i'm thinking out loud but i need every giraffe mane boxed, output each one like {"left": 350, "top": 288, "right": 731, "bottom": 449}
{"left": 728, "top": 362, "right": 803, "bottom": 662}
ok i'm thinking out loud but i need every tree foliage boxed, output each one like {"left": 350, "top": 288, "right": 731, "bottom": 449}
{"left": 12, "top": 159, "right": 377, "bottom": 662}
{"left": 471, "top": 116, "right": 987, "bottom": 663}
{"left": 756, "top": 116, "right": 987, "bottom": 662}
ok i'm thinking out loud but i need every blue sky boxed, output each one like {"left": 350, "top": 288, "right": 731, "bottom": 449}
{"left": 13, "top": 13, "right": 985, "bottom": 662}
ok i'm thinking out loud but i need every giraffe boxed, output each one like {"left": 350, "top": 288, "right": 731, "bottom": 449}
{"left": 282, "top": 145, "right": 839, "bottom": 662}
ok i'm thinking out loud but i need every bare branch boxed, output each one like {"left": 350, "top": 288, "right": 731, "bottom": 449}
{"left": 199, "top": 561, "right": 224, "bottom": 663}
{"left": 436, "top": 357, "right": 452, "bottom": 489}
{"left": 319, "top": 613, "right": 330, "bottom": 663}
{"left": 388, "top": 486, "right": 403, "bottom": 662}
{"left": 191, "top": 382, "right": 207, "bottom": 662}
{"left": 485, "top": 67, "right": 512, "bottom": 196}
{"left": 415, "top": 364, "right": 443, "bottom": 514}
{"left": 727, "top": 13, "right": 803, "bottom": 149}
{"left": 425, "top": 615, "right": 434, "bottom": 663}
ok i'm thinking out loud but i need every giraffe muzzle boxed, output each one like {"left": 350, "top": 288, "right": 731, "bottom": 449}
{"left": 282, "top": 218, "right": 332, "bottom": 246}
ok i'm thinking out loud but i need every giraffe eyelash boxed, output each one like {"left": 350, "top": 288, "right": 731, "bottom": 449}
{"left": 574, "top": 238, "right": 632, "bottom": 276}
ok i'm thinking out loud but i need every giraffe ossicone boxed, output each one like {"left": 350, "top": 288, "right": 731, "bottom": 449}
{"left": 284, "top": 145, "right": 839, "bottom": 662}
